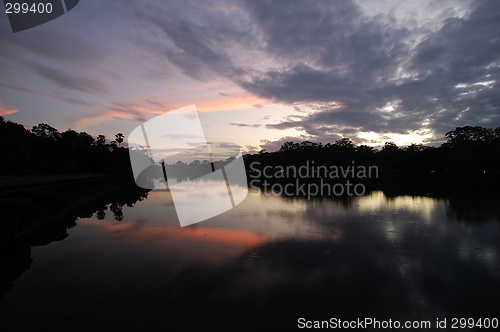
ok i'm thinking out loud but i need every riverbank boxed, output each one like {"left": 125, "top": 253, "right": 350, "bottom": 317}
{"left": 0, "top": 174, "right": 150, "bottom": 299}
{"left": 0, "top": 174, "right": 113, "bottom": 192}
{"left": 0, "top": 174, "right": 146, "bottom": 241}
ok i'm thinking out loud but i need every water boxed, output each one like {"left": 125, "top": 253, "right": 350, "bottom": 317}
{"left": 1, "top": 188, "right": 500, "bottom": 331}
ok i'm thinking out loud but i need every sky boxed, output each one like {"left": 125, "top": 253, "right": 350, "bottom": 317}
{"left": 0, "top": 0, "right": 499, "bottom": 152}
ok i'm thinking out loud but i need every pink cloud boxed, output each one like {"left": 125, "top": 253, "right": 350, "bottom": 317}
{"left": 0, "top": 100, "right": 19, "bottom": 116}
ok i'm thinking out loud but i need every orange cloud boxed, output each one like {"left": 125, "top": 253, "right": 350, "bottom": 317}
{"left": 68, "top": 93, "right": 269, "bottom": 131}
{"left": 196, "top": 95, "right": 269, "bottom": 113}
{"left": 68, "top": 102, "right": 165, "bottom": 130}
{"left": 0, "top": 100, "right": 19, "bottom": 116}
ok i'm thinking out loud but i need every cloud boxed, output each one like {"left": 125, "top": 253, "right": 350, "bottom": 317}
{"left": 125, "top": 0, "right": 250, "bottom": 81}
{"left": 55, "top": 94, "right": 98, "bottom": 107}
{"left": 31, "top": 64, "right": 109, "bottom": 95}
{"left": 244, "top": 145, "right": 260, "bottom": 154}
{"left": 230, "top": 123, "right": 261, "bottom": 128}
{"left": 236, "top": 0, "right": 500, "bottom": 144}
{"left": 108, "top": 102, "right": 158, "bottom": 123}
{"left": 0, "top": 100, "right": 19, "bottom": 116}
{"left": 0, "top": 12, "right": 112, "bottom": 98}
{"left": 89, "top": 0, "right": 500, "bottom": 146}
{"left": 0, "top": 82, "right": 46, "bottom": 96}
{"left": 0, "top": 12, "right": 106, "bottom": 65}
{"left": 67, "top": 99, "right": 165, "bottom": 130}
{"left": 144, "top": 98, "right": 167, "bottom": 109}
{"left": 2, "top": 0, "right": 499, "bottom": 148}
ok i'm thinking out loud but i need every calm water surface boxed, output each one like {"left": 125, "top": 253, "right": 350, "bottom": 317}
{"left": 1, "top": 189, "right": 500, "bottom": 331}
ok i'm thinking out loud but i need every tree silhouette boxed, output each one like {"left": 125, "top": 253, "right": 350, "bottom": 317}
{"left": 405, "top": 143, "right": 428, "bottom": 153}
{"left": 334, "top": 138, "right": 355, "bottom": 150}
{"left": 96, "top": 135, "right": 106, "bottom": 146}
{"left": 77, "top": 132, "right": 95, "bottom": 146}
{"left": 31, "top": 123, "right": 60, "bottom": 141}
{"left": 115, "top": 133, "right": 124, "bottom": 147}
{"left": 444, "top": 126, "right": 493, "bottom": 148}
{"left": 381, "top": 141, "right": 399, "bottom": 152}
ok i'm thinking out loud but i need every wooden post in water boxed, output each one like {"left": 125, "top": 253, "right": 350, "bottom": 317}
{"left": 160, "top": 160, "right": 167, "bottom": 182}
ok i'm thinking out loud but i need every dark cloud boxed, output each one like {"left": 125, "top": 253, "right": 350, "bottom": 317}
{"left": 0, "top": 82, "right": 45, "bottom": 96}
{"left": 115, "top": 0, "right": 416, "bottom": 141}
{"left": 31, "top": 64, "right": 109, "bottom": 95}
{"left": 144, "top": 98, "right": 167, "bottom": 109}
{"left": 239, "top": 0, "right": 409, "bottom": 108}
{"left": 403, "top": 0, "right": 500, "bottom": 134}
{"left": 240, "top": 0, "right": 500, "bottom": 144}
{"left": 127, "top": 0, "right": 251, "bottom": 81}
{"left": 140, "top": 0, "right": 500, "bottom": 146}
{"left": 57, "top": 95, "right": 97, "bottom": 107}
{"left": 110, "top": 102, "right": 148, "bottom": 122}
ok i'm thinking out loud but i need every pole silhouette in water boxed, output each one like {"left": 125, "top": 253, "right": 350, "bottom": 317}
{"left": 161, "top": 160, "right": 168, "bottom": 182}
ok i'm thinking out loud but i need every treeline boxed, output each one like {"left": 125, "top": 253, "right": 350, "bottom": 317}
{"left": 2, "top": 115, "right": 499, "bottom": 177}
{"left": 0, "top": 116, "right": 131, "bottom": 175}
{"left": 244, "top": 126, "right": 500, "bottom": 174}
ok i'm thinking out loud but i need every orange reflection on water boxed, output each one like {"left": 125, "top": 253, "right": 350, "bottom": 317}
{"left": 85, "top": 219, "right": 271, "bottom": 263}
